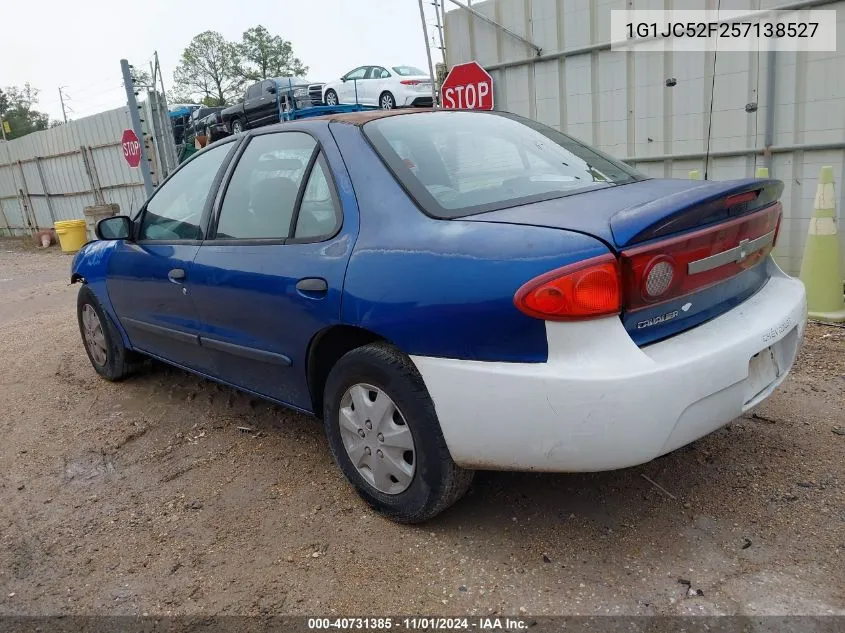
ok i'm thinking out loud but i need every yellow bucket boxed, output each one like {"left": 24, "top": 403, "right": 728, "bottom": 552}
{"left": 54, "top": 219, "right": 88, "bottom": 253}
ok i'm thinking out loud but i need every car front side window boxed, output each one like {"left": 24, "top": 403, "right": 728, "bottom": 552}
{"left": 215, "top": 132, "right": 317, "bottom": 240}
{"left": 139, "top": 143, "right": 233, "bottom": 241}
{"left": 345, "top": 67, "right": 368, "bottom": 81}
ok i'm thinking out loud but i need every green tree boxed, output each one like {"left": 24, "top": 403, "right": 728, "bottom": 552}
{"left": 0, "top": 84, "right": 50, "bottom": 140}
{"left": 173, "top": 31, "right": 243, "bottom": 105}
{"left": 238, "top": 25, "right": 308, "bottom": 81}
{"left": 129, "top": 66, "right": 153, "bottom": 89}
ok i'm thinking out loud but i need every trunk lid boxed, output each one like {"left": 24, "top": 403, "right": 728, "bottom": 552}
{"left": 465, "top": 177, "right": 784, "bottom": 345}
{"left": 463, "top": 178, "right": 781, "bottom": 248}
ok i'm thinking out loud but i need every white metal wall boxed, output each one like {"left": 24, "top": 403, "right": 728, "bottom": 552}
{"left": 445, "top": 0, "right": 845, "bottom": 275}
{"left": 0, "top": 107, "right": 150, "bottom": 236}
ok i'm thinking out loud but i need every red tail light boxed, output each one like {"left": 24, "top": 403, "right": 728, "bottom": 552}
{"left": 515, "top": 201, "right": 782, "bottom": 321}
{"left": 514, "top": 255, "right": 621, "bottom": 320}
{"left": 401, "top": 80, "right": 422, "bottom": 85}
{"left": 621, "top": 202, "right": 782, "bottom": 311}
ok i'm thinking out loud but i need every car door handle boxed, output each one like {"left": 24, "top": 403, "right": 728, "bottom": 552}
{"left": 296, "top": 277, "right": 328, "bottom": 296}
{"left": 168, "top": 268, "right": 186, "bottom": 283}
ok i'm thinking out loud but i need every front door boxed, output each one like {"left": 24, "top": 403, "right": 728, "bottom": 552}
{"left": 341, "top": 66, "right": 368, "bottom": 104}
{"left": 242, "top": 82, "right": 264, "bottom": 127}
{"left": 258, "top": 79, "right": 279, "bottom": 124}
{"left": 107, "top": 141, "right": 235, "bottom": 373}
{"left": 190, "top": 129, "right": 356, "bottom": 410}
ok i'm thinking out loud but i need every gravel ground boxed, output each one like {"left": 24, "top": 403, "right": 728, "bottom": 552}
{"left": 0, "top": 239, "right": 843, "bottom": 617}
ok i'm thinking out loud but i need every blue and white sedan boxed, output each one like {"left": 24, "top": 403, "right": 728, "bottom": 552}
{"left": 72, "top": 110, "right": 806, "bottom": 522}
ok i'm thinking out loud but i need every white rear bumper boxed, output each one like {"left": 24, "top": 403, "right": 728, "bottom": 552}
{"left": 411, "top": 259, "right": 806, "bottom": 472}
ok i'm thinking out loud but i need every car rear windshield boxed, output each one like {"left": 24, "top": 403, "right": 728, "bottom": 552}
{"left": 363, "top": 111, "right": 645, "bottom": 219}
{"left": 392, "top": 66, "right": 426, "bottom": 76}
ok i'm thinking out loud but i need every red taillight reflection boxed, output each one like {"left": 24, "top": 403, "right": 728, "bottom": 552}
{"left": 621, "top": 202, "right": 782, "bottom": 311}
{"left": 514, "top": 255, "right": 621, "bottom": 320}
{"left": 401, "top": 80, "right": 422, "bottom": 85}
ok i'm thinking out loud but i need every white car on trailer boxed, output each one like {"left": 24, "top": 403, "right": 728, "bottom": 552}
{"left": 322, "top": 65, "right": 434, "bottom": 110}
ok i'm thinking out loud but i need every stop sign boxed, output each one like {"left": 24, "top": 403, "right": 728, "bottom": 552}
{"left": 441, "top": 61, "right": 494, "bottom": 111}
{"left": 121, "top": 129, "right": 142, "bottom": 168}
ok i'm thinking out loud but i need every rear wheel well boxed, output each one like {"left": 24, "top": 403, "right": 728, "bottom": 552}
{"left": 307, "top": 325, "right": 386, "bottom": 416}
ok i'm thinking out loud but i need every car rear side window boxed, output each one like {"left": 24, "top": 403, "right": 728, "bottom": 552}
{"left": 293, "top": 153, "right": 338, "bottom": 240}
{"left": 139, "top": 142, "right": 232, "bottom": 241}
{"left": 363, "top": 111, "right": 644, "bottom": 219}
{"left": 215, "top": 132, "right": 317, "bottom": 240}
{"left": 392, "top": 66, "right": 426, "bottom": 76}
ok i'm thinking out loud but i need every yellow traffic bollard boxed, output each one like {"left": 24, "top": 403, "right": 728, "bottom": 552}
{"left": 799, "top": 166, "right": 845, "bottom": 322}
{"left": 755, "top": 167, "right": 769, "bottom": 177}
{"left": 688, "top": 170, "right": 701, "bottom": 180}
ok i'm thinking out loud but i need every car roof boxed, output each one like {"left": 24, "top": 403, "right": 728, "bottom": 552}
{"left": 241, "top": 108, "right": 477, "bottom": 139}
{"left": 309, "top": 108, "right": 434, "bottom": 126}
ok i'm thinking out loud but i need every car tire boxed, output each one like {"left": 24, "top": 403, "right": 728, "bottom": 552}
{"left": 379, "top": 92, "right": 396, "bottom": 110}
{"left": 323, "top": 342, "right": 474, "bottom": 523}
{"left": 231, "top": 118, "right": 243, "bottom": 134}
{"left": 325, "top": 90, "right": 339, "bottom": 106}
{"left": 77, "top": 285, "right": 140, "bottom": 381}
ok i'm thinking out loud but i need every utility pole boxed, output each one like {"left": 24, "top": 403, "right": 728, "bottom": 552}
{"left": 417, "top": 0, "right": 439, "bottom": 108}
{"left": 433, "top": 0, "right": 446, "bottom": 63}
{"left": 58, "top": 86, "right": 69, "bottom": 123}
{"left": 121, "top": 59, "right": 155, "bottom": 198}
{"left": 153, "top": 51, "right": 177, "bottom": 175}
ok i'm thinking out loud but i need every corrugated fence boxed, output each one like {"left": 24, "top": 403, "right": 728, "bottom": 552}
{"left": 0, "top": 107, "right": 152, "bottom": 236}
{"left": 444, "top": 0, "right": 845, "bottom": 276}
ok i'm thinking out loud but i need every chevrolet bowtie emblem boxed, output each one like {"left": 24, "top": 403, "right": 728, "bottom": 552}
{"left": 737, "top": 238, "right": 750, "bottom": 262}
{"left": 687, "top": 231, "right": 774, "bottom": 275}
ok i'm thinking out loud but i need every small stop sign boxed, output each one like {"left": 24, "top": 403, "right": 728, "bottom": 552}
{"left": 122, "top": 129, "right": 142, "bottom": 168}
{"left": 441, "top": 61, "right": 494, "bottom": 111}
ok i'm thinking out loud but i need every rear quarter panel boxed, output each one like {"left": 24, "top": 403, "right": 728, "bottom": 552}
{"left": 331, "top": 121, "right": 612, "bottom": 363}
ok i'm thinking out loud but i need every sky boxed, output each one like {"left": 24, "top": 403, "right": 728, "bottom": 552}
{"left": 1, "top": 0, "right": 447, "bottom": 122}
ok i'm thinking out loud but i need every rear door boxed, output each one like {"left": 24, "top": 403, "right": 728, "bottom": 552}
{"left": 189, "top": 127, "right": 357, "bottom": 409}
{"left": 368, "top": 66, "right": 391, "bottom": 105}
{"left": 106, "top": 141, "right": 235, "bottom": 373}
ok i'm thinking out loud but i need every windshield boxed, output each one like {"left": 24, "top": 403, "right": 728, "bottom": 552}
{"left": 363, "top": 111, "right": 644, "bottom": 219}
{"left": 392, "top": 66, "right": 427, "bottom": 76}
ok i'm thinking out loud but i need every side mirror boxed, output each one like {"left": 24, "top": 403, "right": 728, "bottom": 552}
{"left": 341, "top": 77, "right": 347, "bottom": 83}
{"left": 96, "top": 215, "right": 132, "bottom": 241}
{"left": 266, "top": 86, "right": 277, "bottom": 94}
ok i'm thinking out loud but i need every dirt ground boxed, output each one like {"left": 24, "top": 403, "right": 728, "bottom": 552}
{"left": 0, "top": 239, "right": 843, "bottom": 617}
